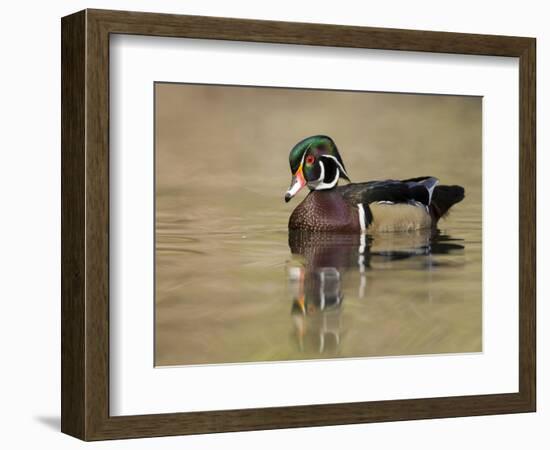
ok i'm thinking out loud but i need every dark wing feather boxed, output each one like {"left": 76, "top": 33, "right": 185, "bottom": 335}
{"left": 338, "top": 176, "right": 439, "bottom": 207}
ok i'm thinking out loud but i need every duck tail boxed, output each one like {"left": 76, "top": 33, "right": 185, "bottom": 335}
{"left": 431, "top": 185, "right": 465, "bottom": 221}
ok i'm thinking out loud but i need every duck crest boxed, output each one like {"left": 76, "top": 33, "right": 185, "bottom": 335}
{"left": 289, "top": 190, "right": 360, "bottom": 233}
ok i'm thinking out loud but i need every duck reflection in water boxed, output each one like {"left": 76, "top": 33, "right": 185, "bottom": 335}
{"left": 287, "top": 229, "right": 465, "bottom": 355}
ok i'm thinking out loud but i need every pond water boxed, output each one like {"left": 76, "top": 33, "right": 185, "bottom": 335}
{"left": 155, "top": 186, "right": 481, "bottom": 366}
{"left": 154, "top": 84, "right": 482, "bottom": 366}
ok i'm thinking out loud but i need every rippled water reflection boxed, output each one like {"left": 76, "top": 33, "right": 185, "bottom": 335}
{"left": 155, "top": 209, "right": 481, "bottom": 366}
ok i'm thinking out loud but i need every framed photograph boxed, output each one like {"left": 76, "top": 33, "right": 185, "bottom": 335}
{"left": 61, "top": 9, "right": 536, "bottom": 440}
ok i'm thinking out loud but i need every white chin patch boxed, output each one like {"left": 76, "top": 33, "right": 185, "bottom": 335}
{"left": 286, "top": 180, "right": 304, "bottom": 197}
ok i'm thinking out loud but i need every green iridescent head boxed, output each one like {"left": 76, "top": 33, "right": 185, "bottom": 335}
{"left": 285, "top": 135, "right": 350, "bottom": 202}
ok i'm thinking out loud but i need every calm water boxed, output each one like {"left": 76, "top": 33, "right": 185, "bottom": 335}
{"left": 154, "top": 84, "right": 482, "bottom": 366}
{"left": 155, "top": 193, "right": 481, "bottom": 366}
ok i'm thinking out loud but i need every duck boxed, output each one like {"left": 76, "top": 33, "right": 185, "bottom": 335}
{"left": 284, "top": 135, "right": 465, "bottom": 233}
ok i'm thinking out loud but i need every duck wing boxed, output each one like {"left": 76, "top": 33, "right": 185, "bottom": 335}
{"left": 338, "top": 176, "right": 439, "bottom": 207}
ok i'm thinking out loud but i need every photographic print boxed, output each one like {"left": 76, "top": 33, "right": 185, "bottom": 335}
{"left": 154, "top": 83, "right": 481, "bottom": 367}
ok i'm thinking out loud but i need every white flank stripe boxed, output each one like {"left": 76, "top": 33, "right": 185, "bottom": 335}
{"left": 358, "top": 223, "right": 367, "bottom": 298}
{"left": 359, "top": 232, "right": 366, "bottom": 255}
{"left": 357, "top": 203, "right": 367, "bottom": 233}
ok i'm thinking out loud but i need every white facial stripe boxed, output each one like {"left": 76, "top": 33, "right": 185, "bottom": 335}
{"left": 302, "top": 150, "right": 346, "bottom": 191}
{"left": 290, "top": 146, "right": 308, "bottom": 177}
{"left": 299, "top": 148, "right": 307, "bottom": 169}
{"left": 286, "top": 147, "right": 310, "bottom": 198}
{"left": 320, "top": 154, "right": 350, "bottom": 179}
{"left": 311, "top": 165, "right": 339, "bottom": 190}
{"left": 312, "top": 160, "right": 325, "bottom": 184}
{"left": 323, "top": 168, "right": 339, "bottom": 189}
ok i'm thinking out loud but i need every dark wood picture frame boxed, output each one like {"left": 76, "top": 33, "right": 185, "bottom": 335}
{"left": 61, "top": 9, "right": 536, "bottom": 441}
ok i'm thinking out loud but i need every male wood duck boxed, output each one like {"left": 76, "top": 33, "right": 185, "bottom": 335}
{"left": 285, "top": 135, "right": 465, "bottom": 233}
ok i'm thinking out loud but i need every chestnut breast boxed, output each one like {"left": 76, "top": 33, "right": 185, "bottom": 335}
{"left": 289, "top": 190, "right": 360, "bottom": 233}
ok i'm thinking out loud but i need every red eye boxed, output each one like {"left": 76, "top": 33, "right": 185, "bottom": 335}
{"left": 305, "top": 155, "right": 315, "bottom": 165}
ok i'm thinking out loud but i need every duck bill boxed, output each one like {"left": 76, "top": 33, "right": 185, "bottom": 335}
{"left": 285, "top": 166, "right": 306, "bottom": 202}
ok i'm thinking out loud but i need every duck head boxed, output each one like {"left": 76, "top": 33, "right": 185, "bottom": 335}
{"left": 285, "top": 135, "right": 350, "bottom": 202}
